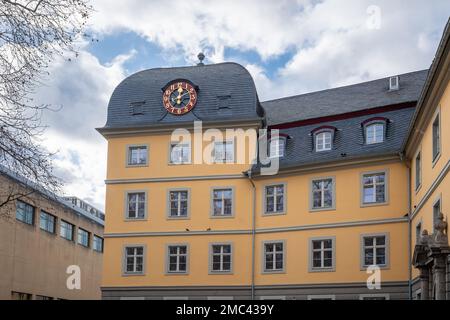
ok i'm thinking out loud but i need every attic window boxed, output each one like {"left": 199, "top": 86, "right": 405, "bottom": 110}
{"left": 311, "top": 126, "right": 337, "bottom": 152}
{"left": 130, "top": 102, "right": 145, "bottom": 115}
{"left": 389, "top": 76, "right": 399, "bottom": 91}
{"left": 269, "top": 136, "right": 287, "bottom": 158}
{"left": 362, "top": 117, "right": 388, "bottom": 145}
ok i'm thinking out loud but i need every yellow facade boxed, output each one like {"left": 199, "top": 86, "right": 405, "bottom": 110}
{"left": 99, "top": 20, "right": 450, "bottom": 300}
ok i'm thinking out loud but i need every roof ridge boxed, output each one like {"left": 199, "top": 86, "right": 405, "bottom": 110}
{"left": 261, "top": 69, "right": 429, "bottom": 104}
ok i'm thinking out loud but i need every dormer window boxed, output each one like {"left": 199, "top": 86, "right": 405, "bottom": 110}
{"left": 362, "top": 117, "right": 388, "bottom": 145}
{"left": 269, "top": 137, "right": 286, "bottom": 158}
{"left": 312, "top": 126, "right": 336, "bottom": 152}
{"left": 316, "top": 131, "right": 332, "bottom": 152}
{"left": 389, "top": 76, "right": 399, "bottom": 91}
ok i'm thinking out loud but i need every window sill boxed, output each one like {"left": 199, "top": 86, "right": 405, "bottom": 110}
{"left": 209, "top": 271, "right": 233, "bottom": 275}
{"left": 168, "top": 162, "right": 192, "bottom": 166}
{"left": 432, "top": 152, "right": 441, "bottom": 168}
{"left": 126, "top": 164, "right": 149, "bottom": 168}
{"left": 360, "top": 202, "right": 389, "bottom": 208}
{"left": 309, "top": 267, "right": 336, "bottom": 273}
{"left": 262, "top": 270, "right": 286, "bottom": 275}
{"left": 262, "top": 212, "right": 286, "bottom": 217}
{"left": 309, "top": 207, "right": 336, "bottom": 213}
{"left": 165, "top": 272, "right": 189, "bottom": 276}
{"left": 122, "top": 273, "right": 146, "bottom": 277}
{"left": 167, "top": 216, "right": 190, "bottom": 220}
{"left": 210, "top": 215, "right": 235, "bottom": 219}
{"left": 360, "top": 265, "right": 389, "bottom": 271}
{"left": 124, "top": 218, "right": 148, "bottom": 222}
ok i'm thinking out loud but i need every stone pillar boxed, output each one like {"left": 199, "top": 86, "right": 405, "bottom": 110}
{"left": 419, "top": 268, "right": 430, "bottom": 300}
{"left": 433, "top": 255, "right": 447, "bottom": 300}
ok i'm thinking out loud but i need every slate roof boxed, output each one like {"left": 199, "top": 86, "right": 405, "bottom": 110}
{"left": 262, "top": 70, "right": 429, "bottom": 126}
{"left": 101, "top": 62, "right": 264, "bottom": 130}
{"left": 253, "top": 107, "right": 416, "bottom": 173}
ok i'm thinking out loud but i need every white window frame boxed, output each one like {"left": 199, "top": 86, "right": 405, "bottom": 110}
{"left": 169, "top": 142, "right": 191, "bottom": 165}
{"left": 309, "top": 237, "right": 336, "bottom": 272}
{"left": 365, "top": 123, "right": 385, "bottom": 145}
{"left": 209, "top": 243, "right": 233, "bottom": 274}
{"left": 211, "top": 188, "right": 234, "bottom": 218}
{"left": 264, "top": 184, "right": 286, "bottom": 215}
{"left": 262, "top": 241, "right": 285, "bottom": 273}
{"left": 361, "top": 233, "right": 389, "bottom": 269}
{"left": 361, "top": 171, "right": 388, "bottom": 206}
{"left": 432, "top": 109, "right": 441, "bottom": 165}
{"left": 123, "top": 245, "right": 145, "bottom": 275}
{"left": 269, "top": 137, "right": 286, "bottom": 158}
{"left": 125, "top": 191, "right": 147, "bottom": 220}
{"left": 310, "top": 177, "right": 335, "bottom": 211}
{"left": 213, "top": 140, "right": 235, "bottom": 163}
{"left": 127, "top": 145, "right": 148, "bottom": 167}
{"left": 415, "top": 150, "right": 422, "bottom": 191}
{"left": 167, "top": 189, "right": 190, "bottom": 219}
{"left": 166, "top": 244, "right": 189, "bottom": 274}
{"left": 315, "top": 131, "right": 332, "bottom": 152}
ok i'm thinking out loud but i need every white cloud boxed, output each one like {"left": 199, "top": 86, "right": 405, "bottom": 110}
{"left": 29, "top": 0, "right": 450, "bottom": 210}
{"left": 33, "top": 47, "right": 133, "bottom": 210}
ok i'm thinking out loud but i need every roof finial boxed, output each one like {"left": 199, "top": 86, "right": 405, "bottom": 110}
{"left": 197, "top": 52, "right": 205, "bottom": 66}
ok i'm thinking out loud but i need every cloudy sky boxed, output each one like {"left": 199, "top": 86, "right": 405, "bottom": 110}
{"left": 34, "top": 0, "right": 450, "bottom": 211}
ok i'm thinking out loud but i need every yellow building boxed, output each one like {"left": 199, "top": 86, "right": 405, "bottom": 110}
{"left": 98, "top": 20, "right": 450, "bottom": 300}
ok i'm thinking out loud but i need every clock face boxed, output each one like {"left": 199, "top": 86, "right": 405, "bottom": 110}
{"left": 162, "top": 81, "right": 198, "bottom": 115}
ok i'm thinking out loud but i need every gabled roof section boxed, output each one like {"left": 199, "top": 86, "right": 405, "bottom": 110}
{"left": 100, "top": 62, "right": 264, "bottom": 132}
{"left": 262, "top": 70, "right": 429, "bottom": 126}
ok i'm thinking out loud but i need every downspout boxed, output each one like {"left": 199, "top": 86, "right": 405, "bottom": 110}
{"left": 244, "top": 170, "right": 256, "bottom": 300}
{"left": 401, "top": 152, "right": 413, "bottom": 300}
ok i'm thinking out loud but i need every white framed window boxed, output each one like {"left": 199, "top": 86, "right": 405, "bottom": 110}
{"left": 16, "top": 200, "right": 34, "bottom": 225}
{"left": 269, "top": 137, "right": 286, "bottom": 158}
{"left": 60, "top": 220, "right": 74, "bottom": 241}
{"left": 126, "top": 192, "right": 146, "bottom": 219}
{"left": 315, "top": 131, "right": 332, "bottom": 152}
{"left": 361, "top": 234, "right": 388, "bottom": 268}
{"left": 311, "top": 178, "right": 334, "bottom": 210}
{"left": 310, "top": 238, "right": 335, "bottom": 272}
{"left": 77, "top": 228, "right": 90, "bottom": 247}
{"left": 365, "top": 123, "right": 385, "bottom": 144}
{"left": 93, "top": 235, "right": 104, "bottom": 252}
{"left": 124, "top": 246, "right": 145, "bottom": 274}
{"left": 415, "top": 151, "right": 422, "bottom": 190}
{"left": 210, "top": 244, "right": 232, "bottom": 273}
{"left": 433, "top": 196, "right": 441, "bottom": 233}
{"left": 127, "top": 145, "right": 148, "bottom": 166}
{"left": 167, "top": 245, "right": 188, "bottom": 274}
{"left": 263, "top": 241, "right": 284, "bottom": 273}
{"left": 362, "top": 172, "right": 387, "bottom": 205}
{"left": 170, "top": 142, "right": 191, "bottom": 164}
{"left": 264, "top": 184, "right": 285, "bottom": 215}
{"left": 39, "top": 210, "right": 56, "bottom": 233}
{"left": 213, "top": 141, "right": 234, "bottom": 163}
{"left": 432, "top": 112, "right": 441, "bottom": 162}
{"left": 168, "top": 190, "right": 189, "bottom": 218}
{"left": 212, "top": 188, "right": 233, "bottom": 217}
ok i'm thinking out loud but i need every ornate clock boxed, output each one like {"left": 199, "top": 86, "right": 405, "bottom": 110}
{"left": 162, "top": 81, "right": 198, "bottom": 115}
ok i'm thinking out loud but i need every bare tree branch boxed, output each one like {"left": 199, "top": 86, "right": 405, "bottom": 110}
{"left": 0, "top": 0, "right": 92, "bottom": 209}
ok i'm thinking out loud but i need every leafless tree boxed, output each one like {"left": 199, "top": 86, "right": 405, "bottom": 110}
{"left": 0, "top": 0, "right": 92, "bottom": 209}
